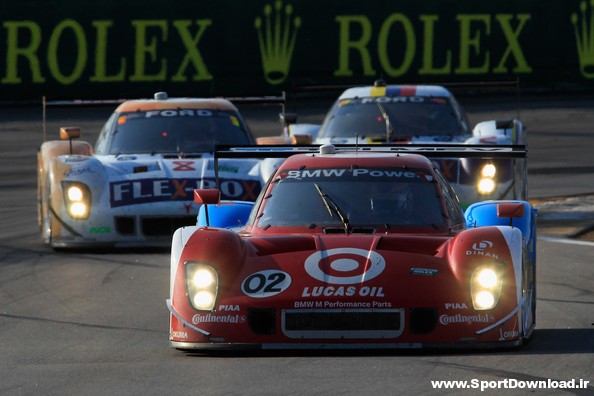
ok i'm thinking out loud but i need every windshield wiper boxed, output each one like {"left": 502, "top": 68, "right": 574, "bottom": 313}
{"left": 376, "top": 101, "right": 394, "bottom": 143}
{"left": 314, "top": 183, "right": 350, "bottom": 234}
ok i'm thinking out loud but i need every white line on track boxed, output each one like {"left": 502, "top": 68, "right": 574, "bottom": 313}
{"left": 539, "top": 236, "right": 594, "bottom": 247}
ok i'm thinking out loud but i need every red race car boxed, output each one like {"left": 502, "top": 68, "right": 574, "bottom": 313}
{"left": 167, "top": 144, "right": 536, "bottom": 351}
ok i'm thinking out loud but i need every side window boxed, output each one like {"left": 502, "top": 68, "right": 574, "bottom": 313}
{"left": 434, "top": 168, "right": 465, "bottom": 227}
{"left": 450, "top": 96, "right": 471, "bottom": 133}
{"left": 246, "top": 173, "right": 275, "bottom": 226}
{"left": 94, "top": 112, "right": 117, "bottom": 155}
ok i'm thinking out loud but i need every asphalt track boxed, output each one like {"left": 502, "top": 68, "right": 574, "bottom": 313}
{"left": 0, "top": 96, "right": 593, "bottom": 395}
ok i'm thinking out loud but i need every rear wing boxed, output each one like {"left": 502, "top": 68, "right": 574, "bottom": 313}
{"left": 215, "top": 143, "right": 526, "bottom": 159}
{"left": 213, "top": 143, "right": 527, "bottom": 186}
{"left": 285, "top": 79, "right": 520, "bottom": 99}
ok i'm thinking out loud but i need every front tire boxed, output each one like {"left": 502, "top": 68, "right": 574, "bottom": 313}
{"left": 39, "top": 174, "right": 53, "bottom": 245}
{"left": 521, "top": 245, "right": 536, "bottom": 341}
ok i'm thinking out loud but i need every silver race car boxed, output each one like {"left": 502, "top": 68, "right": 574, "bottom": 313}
{"left": 37, "top": 93, "right": 277, "bottom": 249}
{"left": 287, "top": 81, "right": 526, "bottom": 208}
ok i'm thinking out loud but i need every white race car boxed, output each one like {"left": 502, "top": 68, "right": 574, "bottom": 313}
{"left": 37, "top": 93, "right": 277, "bottom": 249}
{"left": 287, "top": 81, "right": 527, "bottom": 208}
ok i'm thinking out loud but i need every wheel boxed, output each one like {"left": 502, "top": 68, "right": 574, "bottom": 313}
{"left": 39, "top": 174, "right": 53, "bottom": 245}
{"left": 521, "top": 245, "right": 536, "bottom": 341}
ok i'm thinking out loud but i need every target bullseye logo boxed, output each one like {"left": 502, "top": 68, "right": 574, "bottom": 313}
{"left": 304, "top": 248, "right": 386, "bottom": 284}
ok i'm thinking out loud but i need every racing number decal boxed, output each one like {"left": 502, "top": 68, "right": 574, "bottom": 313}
{"left": 241, "top": 270, "right": 292, "bottom": 298}
{"left": 305, "top": 248, "right": 386, "bottom": 284}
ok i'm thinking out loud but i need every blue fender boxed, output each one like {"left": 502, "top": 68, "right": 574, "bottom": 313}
{"left": 464, "top": 200, "right": 537, "bottom": 263}
{"left": 197, "top": 201, "right": 254, "bottom": 228}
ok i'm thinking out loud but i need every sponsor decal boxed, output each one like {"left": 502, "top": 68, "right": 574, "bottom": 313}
{"left": 206, "top": 161, "right": 240, "bottom": 174}
{"left": 218, "top": 165, "right": 239, "bottom": 174}
{"left": 472, "top": 240, "right": 493, "bottom": 250}
{"left": 170, "top": 331, "right": 188, "bottom": 339}
{"left": 145, "top": 109, "right": 213, "bottom": 118}
{"left": 361, "top": 96, "right": 426, "bottom": 104}
{"left": 466, "top": 239, "right": 499, "bottom": 260}
{"left": 445, "top": 302, "right": 468, "bottom": 310}
{"left": 218, "top": 304, "right": 240, "bottom": 312}
{"left": 192, "top": 314, "right": 246, "bottom": 324}
{"left": 242, "top": 270, "right": 291, "bottom": 298}
{"left": 63, "top": 156, "right": 88, "bottom": 163}
{"left": 301, "top": 285, "right": 384, "bottom": 297}
{"left": 410, "top": 267, "right": 438, "bottom": 276}
{"left": 109, "top": 177, "right": 260, "bottom": 207}
{"left": 294, "top": 300, "right": 391, "bottom": 308}
{"left": 172, "top": 160, "right": 196, "bottom": 171}
{"left": 439, "top": 313, "right": 494, "bottom": 325}
{"left": 89, "top": 226, "right": 111, "bottom": 234}
{"left": 281, "top": 167, "right": 435, "bottom": 183}
{"left": 499, "top": 328, "right": 520, "bottom": 340}
{"left": 304, "top": 248, "right": 386, "bottom": 285}
{"left": 286, "top": 168, "right": 421, "bottom": 180}
{"left": 64, "top": 167, "right": 95, "bottom": 177}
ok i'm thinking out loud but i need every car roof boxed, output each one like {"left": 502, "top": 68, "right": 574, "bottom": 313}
{"left": 278, "top": 150, "right": 436, "bottom": 172}
{"left": 115, "top": 97, "right": 239, "bottom": 113}
{"left": 338, "top": 84, "right": 452, "bottom": 100}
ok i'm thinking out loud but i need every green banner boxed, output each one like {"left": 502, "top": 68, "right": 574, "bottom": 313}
{"left": 0, "top": 0, "right": 591, "bottom": 101}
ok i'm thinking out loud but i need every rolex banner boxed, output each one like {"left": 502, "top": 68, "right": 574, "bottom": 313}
{"left": 0, "top": 0, "right": 591, "bottom": 101}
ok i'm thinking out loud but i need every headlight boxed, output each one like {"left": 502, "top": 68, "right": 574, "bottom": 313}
{"left": 481, "top": 163, "right": 496, "bottom": 178}
{"left": 62, "top": 182, "right": 91, "bottom": 219}
{"left": 186, "top": 262, "right": 218, "bottom": 311}
{"left": 476, "top": 268, "right": 497, "bottom": 288}
{"left": 477, "top": 179, "right": 496, "bottom": 194}
{"left": 470, "top": 265, "right": 503, "bottom": 310}
{"left": 477, "top": 163, "right": 497, "bottom": 195}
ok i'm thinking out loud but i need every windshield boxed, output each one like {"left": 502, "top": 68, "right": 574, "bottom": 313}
{"left": 104, "top": 109, "right": 253, "bottom": 154}
{"left": 257, "top": 167, "right": 447, "bottom": 228}
{"left": 319, "top": 96, "right": 466, "bottom": 139}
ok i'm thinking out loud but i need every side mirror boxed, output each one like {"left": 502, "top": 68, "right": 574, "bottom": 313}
{"left": 59, "top": 126, "right": 81, "bottom": 154}
{"left": 497, "top": 202, "right": 525, "bottom": 218}
{"left": 194, "top": 189, "right": 221, "bottom": 227}
{"left": 59, "top": 126, "right": 81, "bottom": 140}
{"left": 291, "top": 134, "right": 312, "bottom": 144}
{"left": 194, "top": 189, "right": 220, "bottom": 205}
{"left": 279, "top": 112, "right": 298, "bottom": 126}
{"left": 497, "top": 202, "right": 525, "bottom": 226}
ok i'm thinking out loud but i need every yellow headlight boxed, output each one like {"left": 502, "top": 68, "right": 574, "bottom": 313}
{"left": 67, "top": 186, "right": 84, "bottom": 201}
{"left": 193, "top": 269, "right": 215, "bottom": 288}
{"left": 477, "top": 178, "right": 496, "bottom": 194}
{"left": 476, "top": 268, "right": 498, "bottom": 288}
{"left": 481, "top": 163, "right": 496, "bottom": 178}
{"left": 470, "top": 265, "right": 503, "bottom": 310}
{"left": 186, "top": 263, "right": 218, "bottom": 311}
{"left": 69, "top": 202, "right": 88, "bottom": 217}
{"left": 62, "top": 182, "right": 91, "bottom": 219}
{"left": 193, "top": 291, "right": 215, "bottom": 309}
{"left": 474, "top": 291, "right": 496, "bottom": 309}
